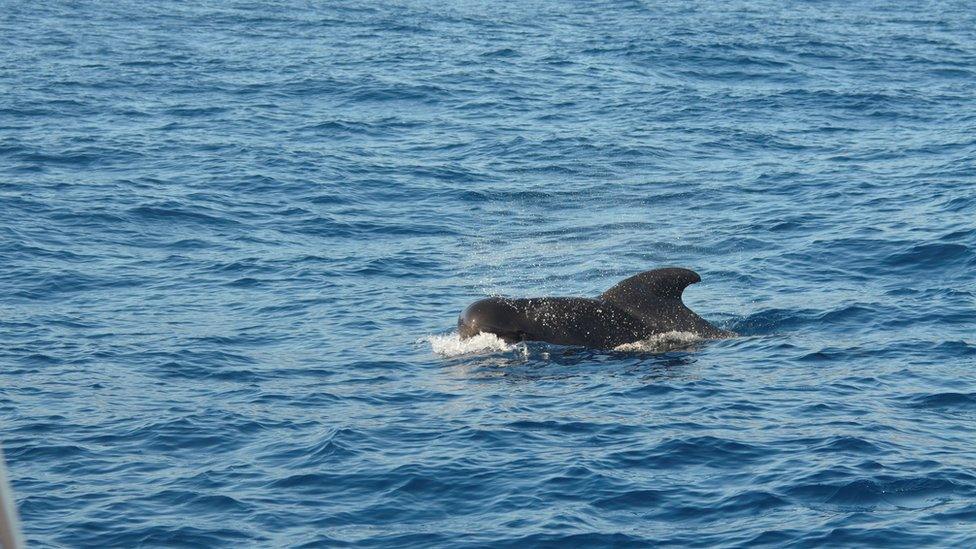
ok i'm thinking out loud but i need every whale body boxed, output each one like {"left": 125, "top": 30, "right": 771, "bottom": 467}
{"left": 458, "top": 267, "right": 732, "bottom": 348}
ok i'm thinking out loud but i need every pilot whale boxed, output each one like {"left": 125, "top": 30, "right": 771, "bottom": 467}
{"left": 458, "top": 267, "right": 733, "bottom": 348}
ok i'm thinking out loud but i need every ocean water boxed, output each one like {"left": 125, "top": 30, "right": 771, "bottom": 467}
{"left": 2, "top": 0, "right": 975, "bottom": 546}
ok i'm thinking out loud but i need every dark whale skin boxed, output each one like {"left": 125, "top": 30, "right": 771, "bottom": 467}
{"left": 458, "top": 268, "right": 732, "bottom": 348}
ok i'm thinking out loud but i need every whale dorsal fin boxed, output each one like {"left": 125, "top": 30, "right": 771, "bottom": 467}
{"left": 600, "top": 268, "right": 701, "bottom": 319}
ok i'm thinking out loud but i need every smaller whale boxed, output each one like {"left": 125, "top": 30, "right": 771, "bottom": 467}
{"left": 458, "top": 267, "right": 733, "bottom": 349}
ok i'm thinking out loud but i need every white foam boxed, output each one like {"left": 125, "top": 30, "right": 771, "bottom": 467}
{"left": 428, "top": 330, "right": 710, "bottom": 357}
{"left": 613, "top": 331, "right": 703, "bottom": 353}
{"left": 426, "top": 332, "right": 515, "bottom": 357}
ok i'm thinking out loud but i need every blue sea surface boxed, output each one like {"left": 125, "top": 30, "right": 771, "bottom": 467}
{"left": 2, "top": 1, "right": 976, "bottom": 547}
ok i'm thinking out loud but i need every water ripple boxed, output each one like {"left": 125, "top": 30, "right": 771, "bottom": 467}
{"left": 3, "top": 0, "right": 976, "bottom": 547}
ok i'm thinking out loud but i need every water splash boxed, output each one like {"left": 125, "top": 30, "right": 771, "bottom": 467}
{"left": 426, "top": 332, "right": 515, "bottom": 357}
{"left": 428, "top": 330, "right": 706, "bottom": 357}
{"left": 613, "top": 331, "right": 703, "bottom": 353}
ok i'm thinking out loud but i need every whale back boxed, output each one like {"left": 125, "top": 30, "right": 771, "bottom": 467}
{"left": 600, "top": 267, "right": 726, "bottom": 337}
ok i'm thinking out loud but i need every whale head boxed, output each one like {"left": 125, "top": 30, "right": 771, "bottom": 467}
{"left": 458, "top": 297, "right": 528, "bottom": 342}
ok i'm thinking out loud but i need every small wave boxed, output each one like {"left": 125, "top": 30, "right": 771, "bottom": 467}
{"left": 614, "top": 331, "right": 703, "bottom": 353}
{"left": 903, "top": 392, "right": 976, "bottom": 411}
{"left": 426, "top": 332, "right": 515, "bottom": 357}
{"left": 731, "top": 308, "right": 816, "bottom": 335}
{"left": 788, "top": 475, "right": 961, "bottom": 512}
{"left": 884, "top": 242, "right": 972, "bottom": 268}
